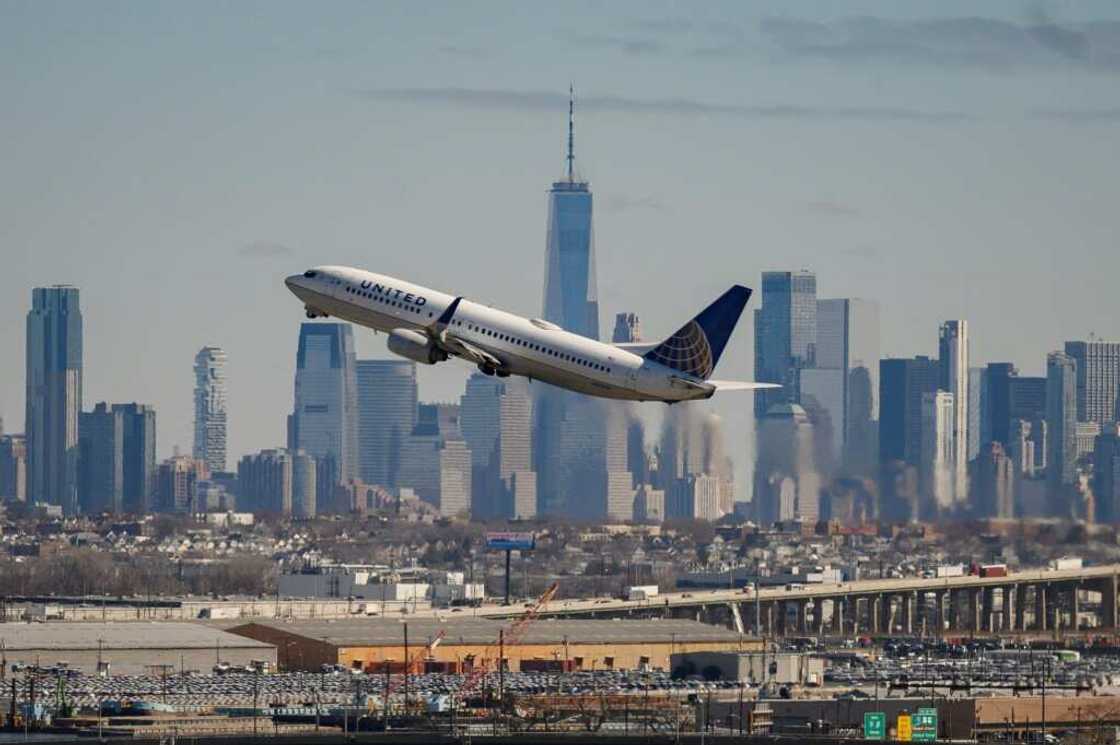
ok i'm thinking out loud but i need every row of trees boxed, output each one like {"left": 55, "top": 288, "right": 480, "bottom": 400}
{"left": 0, "top": 550, "right": 276, "bottom": 598}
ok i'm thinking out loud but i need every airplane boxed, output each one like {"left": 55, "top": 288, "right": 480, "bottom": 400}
{"left": 284, "top": 266, "right": 778, "bottom": 404}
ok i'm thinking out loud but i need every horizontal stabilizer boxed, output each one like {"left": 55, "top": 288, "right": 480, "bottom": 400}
{"left": 707, "top": 380, "right": 781, "bottom": 391}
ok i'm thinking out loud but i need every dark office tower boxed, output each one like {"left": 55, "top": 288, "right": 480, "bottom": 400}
{"left": 969, "top": 367, "right": 985, "bottom": 462}
{"left": 26, "top": 286, "right": 82, "bottom": 514}
{"left": 1010, "top": 376, "right": 1047, "bottom": 421}
{"left": 1047, "top": 351, "right": 1078, "bottom": 495}
{"left": 356, "top": 360, "right": 417, "bottom": 488}
{"left": 290, "top": 323, "right": 359, "bottom": 485}
{"left": 536, "top": 88, "right": 601, "bottom": 516}
{"left": 808, "top": 298, "right": 880, "bottom": 471}
{"left": 1065, "top": 341, "right": 1120, "bottom": 424}
{"left": 754, "top": 271, "right": 817, "bottom": 417}
{"left": 1095, "top": 425, "right": 1120, "bottom": 523}
{"left": 985, "top": 363, "right": 1018, "bottom": 447}
{"left": 114, "top": 403, "right": 156, "bottom": 514}
{"left": 0, "top": 435, "right": 28, "bottom": 502}
{"left": 879, "top": 357, "right": 939, "bottom": 466}
{"left": 460, "top": 374, "right": 535, "bottom": 520}
{"left": 612, "top": 313, "right": 641, "bottom": 344}
{"left": 79, "top": 403, "right": 124, "bottom": 514}
{"left": 192, "top": 347, "right": 228, "bottom": 473}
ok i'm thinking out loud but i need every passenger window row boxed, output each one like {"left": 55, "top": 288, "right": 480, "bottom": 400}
{"left": 458, "top": 322, "right": 610, "bottom": 373}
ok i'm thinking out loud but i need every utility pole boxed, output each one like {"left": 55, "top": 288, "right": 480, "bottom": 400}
{"left": 403, "top": 622, "right": 409, "bottom": 718}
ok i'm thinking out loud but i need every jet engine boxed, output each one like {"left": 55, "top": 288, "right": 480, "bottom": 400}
{"left": 387, "top": 328, "right": 448, "bottom": 365}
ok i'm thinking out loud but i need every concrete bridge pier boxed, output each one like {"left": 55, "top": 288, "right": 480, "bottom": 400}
{"left": 903, "top": 592, "right": 915, "bottom": 634}
{"left": 1015, "top": 584, "right": 1027, "bottom": 630}
{"left": 1035, "top": 584, "right": 1048, "bottom": 631}
{"left": 1102, "top": 573, "right": 1118, "bottom": 628}
{"left": 934, "top": 590, "right": 946, "bottom": 635}
{"left": 1070, "top": 584, "right": 1080, "bottom": 631}
{"left": 981, "top": 587, "right": 995, "bottom": 632}
{"left": 1001, "top": 585, "right": 1015, "bottom": 632}
{"left": 833, "top": 597, "right": 845, "bottom": 635}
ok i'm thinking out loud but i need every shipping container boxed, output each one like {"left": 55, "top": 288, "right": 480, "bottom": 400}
{"left": 1049, "top": 557, "right": 1083, "bottom": 571}
{"left": 935, "top": 564, "right": 965, "bottom": 578}
{"left": 979, "top": 564, "right": 1008, "bottom": 578}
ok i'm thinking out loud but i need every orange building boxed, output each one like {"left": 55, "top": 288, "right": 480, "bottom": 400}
{"left": 228, "top": 617, "right": 761, "bottom": 673}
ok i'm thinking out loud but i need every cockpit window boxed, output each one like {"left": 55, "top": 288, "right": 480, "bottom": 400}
{"left": 303, "top": 270, "right": 318, "bottom": 278}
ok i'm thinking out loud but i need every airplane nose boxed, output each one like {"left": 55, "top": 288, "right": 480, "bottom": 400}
{"left": 284, "top": 274, "right": 301, "bottom": 291}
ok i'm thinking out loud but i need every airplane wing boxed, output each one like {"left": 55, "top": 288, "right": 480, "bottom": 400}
{"left": 440, "top": 332, "right": 503, "bottom": 368}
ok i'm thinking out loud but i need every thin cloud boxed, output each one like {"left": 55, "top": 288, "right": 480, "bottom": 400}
{"left": 239, "top": 241, "right": 295, "bottom": 259}
{"left": 1031, "top": 107, "right": 1120, "bottom": 123}
{"left": 357, "top": 88, "right": 969, "bottom": 124}
{"left": 759, "top": 15, "right": 1120, "bottom": 71}
{"left": 566, "top": 32, "right": 668, "bottom": 56}
{"left": 603, "top": 194, "right": 669, "bottom": 214}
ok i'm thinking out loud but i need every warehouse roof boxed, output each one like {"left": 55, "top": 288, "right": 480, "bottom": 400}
{"left": 0, "top": 622, "right": 274, "bottom": 651}
{"left": 228, "top": 617, "right": 749, "bottom": 648}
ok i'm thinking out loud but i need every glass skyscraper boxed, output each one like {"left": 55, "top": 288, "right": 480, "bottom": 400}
{"left": 535, "top": 90, "right": 604, "bottom": 516}
{"left": 809, "top": 298, "right": 880, "bottom": 470}
{"left": 879, "top": 356, "right": 939, "bottom": 467}
{"left": 356, "top": 359, "right": 417, "bottom": 489}
{"left": 289, "top": 323, "right": 359, "bottom": 486}
{"left": 79, "top": 402, "right": 154, "bottom": 516}
{"left": 460, "top": 374, "right": 535, "bottom": 519}
{"left": 26, "top": 285, "right": 83, "bottom": 514}
{"left": 938, "top": 320, "right": 970, "bottom": 505}
{"left": 193, "top": 346, "right": 228, "bottom": 473}
{"left": 753, "top": 271, "right": 817, "bottom": 417}
{"left": 1047, "top": 350, "right": 1078, "bottom": 494}
{"left": 1064, "top": 341, "right": 1120, "bottom": 424}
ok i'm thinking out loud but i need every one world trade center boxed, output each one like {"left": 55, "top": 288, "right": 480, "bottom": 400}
{"left": 536, "top": 88, "right": 625, "bottom": 518}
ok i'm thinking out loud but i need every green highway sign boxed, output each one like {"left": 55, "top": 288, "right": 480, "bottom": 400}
{"left": 864, "top": 712, "right": 886, "bottom": 741}
{"left": 912, "top": 707, "right": 938, "bottom": 742}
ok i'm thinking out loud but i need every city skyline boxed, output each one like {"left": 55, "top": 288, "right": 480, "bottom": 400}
{"left": 3, "top": 3, "right": 1120, "bottom": 464}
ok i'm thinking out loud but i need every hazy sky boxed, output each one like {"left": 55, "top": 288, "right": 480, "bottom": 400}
{"left": 2, "top": 1, "right": 1119, "bottom": 471}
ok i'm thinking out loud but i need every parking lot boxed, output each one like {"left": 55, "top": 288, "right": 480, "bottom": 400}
{"left": 0, "top": 668, "right": 745, "bottom": 710}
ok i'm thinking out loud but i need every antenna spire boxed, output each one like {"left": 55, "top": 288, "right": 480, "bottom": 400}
{"left": 566, "top": 84, "right": 575, "bottom": 182}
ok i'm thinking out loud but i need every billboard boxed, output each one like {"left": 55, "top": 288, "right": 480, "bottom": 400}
{"left": 485, "top": 531, "right": 535, "bottom": 551}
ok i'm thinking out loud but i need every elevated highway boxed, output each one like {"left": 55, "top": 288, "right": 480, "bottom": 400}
{"left": 453, "top": 564, "right": 1120, "bottom": 637}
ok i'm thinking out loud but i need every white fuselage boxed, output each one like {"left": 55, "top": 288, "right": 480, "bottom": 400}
{"left": 284, "top": 265, "right": 713, "bottom": 403}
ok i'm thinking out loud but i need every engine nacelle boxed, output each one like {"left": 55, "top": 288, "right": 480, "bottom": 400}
{"left": 387, "top": 328, "right": 448, "bottom": 365}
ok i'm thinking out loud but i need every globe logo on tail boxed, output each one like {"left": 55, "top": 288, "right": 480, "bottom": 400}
{"left": 644, "top": 320, "right": 714, "bottom": 379}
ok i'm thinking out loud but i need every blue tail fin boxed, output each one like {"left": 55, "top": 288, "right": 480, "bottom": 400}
{"left": 643, "top": 285, "right": 752, "bottom": 379}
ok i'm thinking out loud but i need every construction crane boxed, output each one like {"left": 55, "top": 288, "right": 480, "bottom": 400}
{"left": 456, "top": 581, "right": 559, "bottom": 702}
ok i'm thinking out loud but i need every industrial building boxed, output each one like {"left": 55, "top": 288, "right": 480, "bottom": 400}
{"left": 228, "top": 617, "right": 760, "bottom": 673}
{"left": 0, "top": 623, "right": 276, "bottom": 676}
{"left": 670, "top": 651, "right": 824, "bottom": 686}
